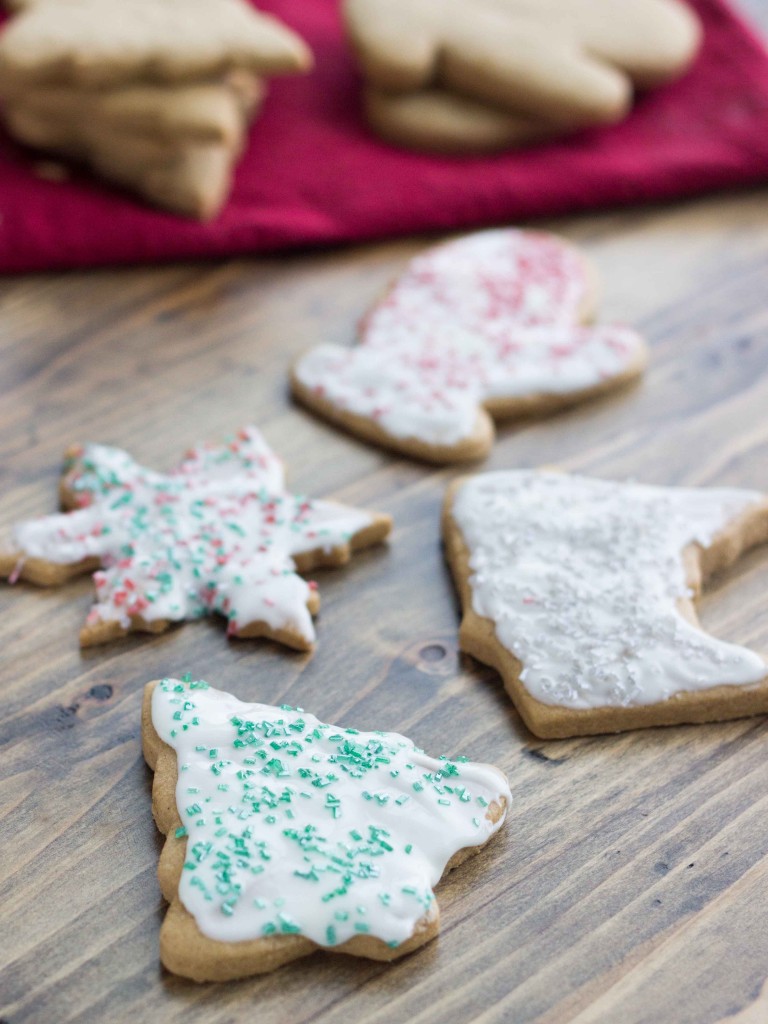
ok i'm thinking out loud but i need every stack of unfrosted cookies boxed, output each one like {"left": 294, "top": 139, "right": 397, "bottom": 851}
{"left": 345, "top": 0, "right": 703, "bottom": 153}
{"left": 0, "top": 0, "right": 311, "bottom": 217}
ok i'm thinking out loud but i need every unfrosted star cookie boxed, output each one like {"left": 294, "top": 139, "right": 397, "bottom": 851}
{"left": 292, "top": 229, "right": 648, "bottom": 464}
{"left": 143, "top": 676, "right": 511, "bottom": 980}
{"left": 0, "top": 427, "right": 391, "bottom": 649}
{"left": 443, "top": 470, "right": 768, "bottom": 738}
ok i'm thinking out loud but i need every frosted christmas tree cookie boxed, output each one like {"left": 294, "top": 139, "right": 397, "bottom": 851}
{"left": 443, "top": 470, "right": 768, "bottom": 738}
{"left": 0, "top": 427, "right": 391, "bottom": 649}
{"left": 292, "top": 229, "right": 647, "bottom": 463}
{"left": 143, "top": 676, "right": 511, "bottom": 980}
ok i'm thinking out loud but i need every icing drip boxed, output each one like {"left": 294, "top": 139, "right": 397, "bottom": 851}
{"left": 451, "top": 471, "right": 766, "bottom": 709}
{"left": 295, "top": 230, "right": 645, "bottom": 445}
{"left": 152, "top": 678, "right": 510, "bottom": 947}
{"left": 11, "top": 427, "right": 376, "bottom": 645}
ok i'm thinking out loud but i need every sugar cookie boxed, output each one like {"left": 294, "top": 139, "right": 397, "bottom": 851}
{"left": 443, "top": 470, "right": 768, "bottom": 738}
{"left": 364, "top": 86, "right": 557, "bottom": 153}
{"left": 345, "top": 0, "right": 701, "bottom": 128}
{"left": 143, "top": 676, "right": 511, "bottom": 980}
{"left": 0, "top": 428, "right": 391, "bottom": 649}
{"left": 292, "top": 229, "right": 647, "bottom": 464}
{"left": 3, "top": 103, "right": 247, "bottom": 218}
{"left": 3, "top": 74, "right": 263, "bottom": 147}
{"left": 0, "top": 0, "right": 312, "bottom": 89}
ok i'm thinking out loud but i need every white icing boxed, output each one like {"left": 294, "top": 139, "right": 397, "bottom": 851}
{"left": 152, "top": 678, "right": 510, "bottom": 948}
{"left": 451, "top": 471, "right": 767, "bottom": 709}
{"left": 295, "top": 229, "right": 645, "bottom": 446}
{"left": 10, "top": 427, "right": 377, "bottom": 645}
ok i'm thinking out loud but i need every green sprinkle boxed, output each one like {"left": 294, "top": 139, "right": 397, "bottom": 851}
{"left": 279, "top": 913, "right": 301, "bottom": 934}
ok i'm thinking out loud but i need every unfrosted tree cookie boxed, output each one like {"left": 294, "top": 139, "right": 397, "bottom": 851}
{"left": 345, "top": 0, "right": 701, "bottom": 129}
{"left": 3, "top": 74, "right": 264, "bottom": 148}
{"left": 143, "top": 676, "right": 511, "bottom": 980}
{"left": 443, "top": 470, "right": 768, "bottom": 739}
{"left": 292, "top": 229, "right": 647, "bottom": 464}
{"left": 0, "top": 427, "right": 391, "bottom": 650}
{"left": 3, "top": 103, "right": 249, "bottom": 219}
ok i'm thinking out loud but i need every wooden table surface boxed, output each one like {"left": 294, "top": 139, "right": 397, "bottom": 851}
{"left": 3, "top": 12, "right": 768, "bottom": 1024}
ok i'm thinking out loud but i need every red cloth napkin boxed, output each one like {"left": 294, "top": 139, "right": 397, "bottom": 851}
{"left": 0, "top": 0, "right": 767, "bottom": 273}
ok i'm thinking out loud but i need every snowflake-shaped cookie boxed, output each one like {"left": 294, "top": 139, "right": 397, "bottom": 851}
{"left": 0, "top": 427, "right": 391, "bottom": 649}
{"left": 292, "top": 229, "right": 648, "bottom": 463}
{"left": 144, "top": 676, "right": 511, "bottom": 980}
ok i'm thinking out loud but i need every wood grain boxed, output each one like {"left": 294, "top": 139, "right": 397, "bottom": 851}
{"left": 2, "top": 9, "right": 768, "bottom": 1022}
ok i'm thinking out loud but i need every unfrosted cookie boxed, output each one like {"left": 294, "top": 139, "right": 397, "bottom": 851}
{"left": 3, "top": 74, "right": 264, "bottom": 146}
{"left": 1, "top": 70, "right": 265, "bottom": 216}
{"left": 0, "top": 427, "right": 391, "bottom": 649}
{"left": 443, "top": 470, "right": 768, "bottom": 739}
{"left": 345, "top": 0, "right": 701, "bottom": 128}
{"left": 3, "top": 104, "right": 245, "bottom": 217}
{"left": 292, "top": 229, "right": 647, "bottom": 464}
{"left": 143, "top": 676, "right": 511, "bottom": 980}
{"left": 84, "top": 131, "right": 239, "bottom": 219}
{"left": 364, "top": 86, "right": 558, "bottom": 154}
{"left": 0, "top": 0, "right": 312, "bottom": 88}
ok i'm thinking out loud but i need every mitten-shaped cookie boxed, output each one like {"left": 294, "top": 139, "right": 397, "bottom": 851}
{"left": 346, "top": 0, "right": 701, "bottom": 129}
{"left": 292, "top": 230, "right": 647, "bottom": 463}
